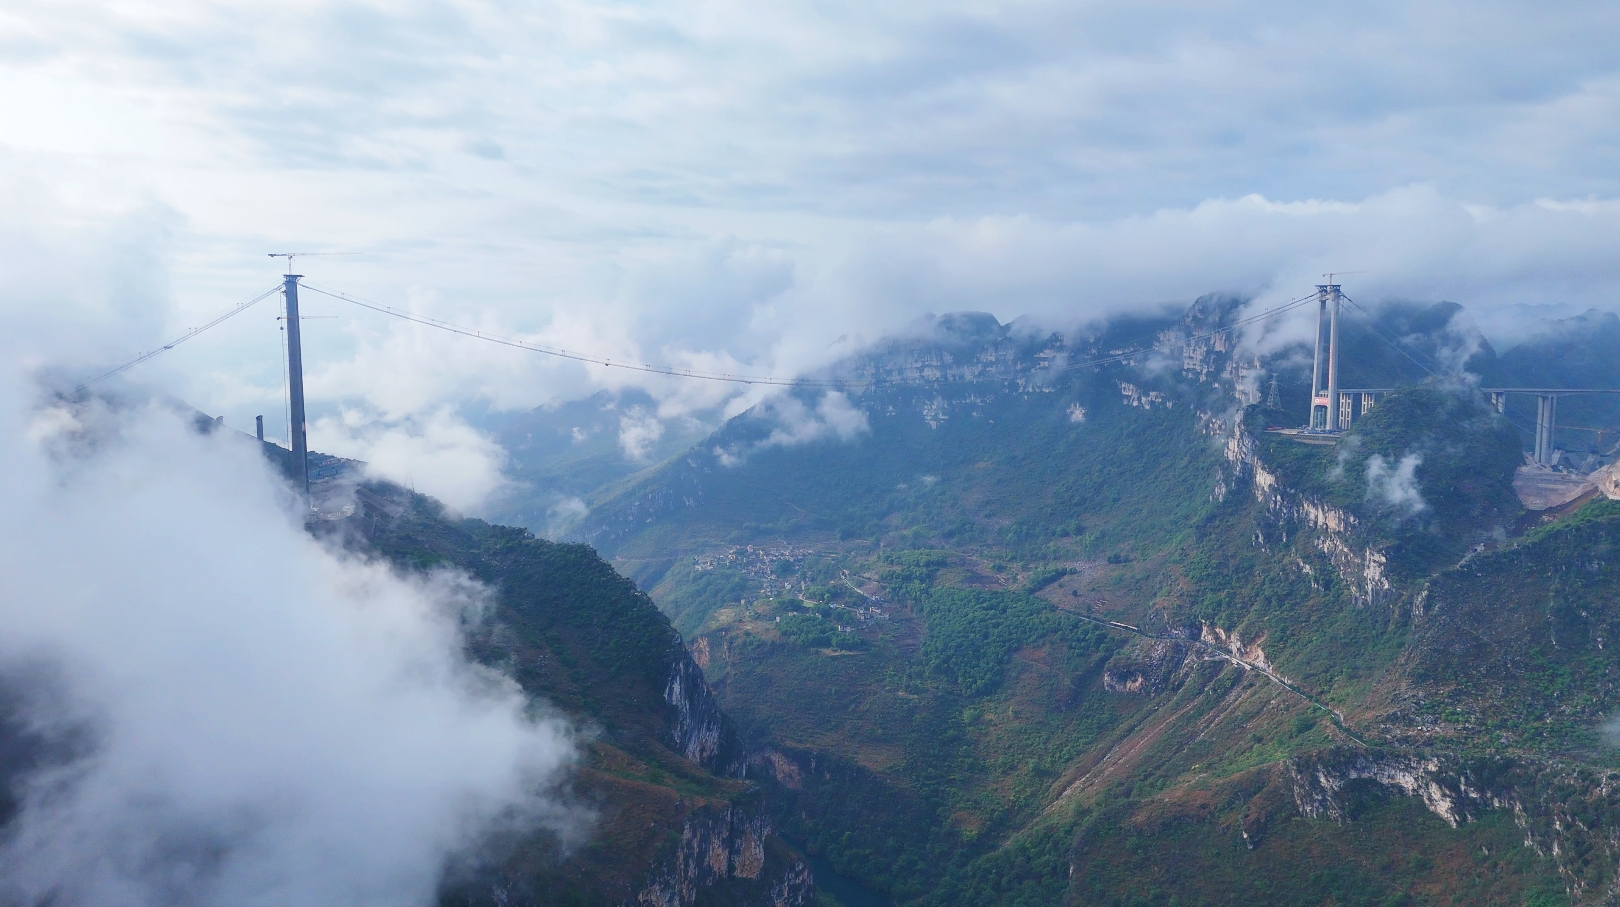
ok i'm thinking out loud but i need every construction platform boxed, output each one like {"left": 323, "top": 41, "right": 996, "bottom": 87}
{"left": 1264, "top": 427, "right": 1344, "bottom": 446}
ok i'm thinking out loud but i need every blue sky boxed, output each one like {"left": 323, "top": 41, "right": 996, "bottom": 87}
{"left": 3, "top": 0, "right": 1619, "bottom": 505}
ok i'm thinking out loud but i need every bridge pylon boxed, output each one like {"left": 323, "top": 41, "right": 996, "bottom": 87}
{"left": 1308, "top": 283, "right": 1343, "bottom": 430}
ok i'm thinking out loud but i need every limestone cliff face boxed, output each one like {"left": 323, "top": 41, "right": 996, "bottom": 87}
{"left": 1287, "top": 749, "right": 1506, "bottom": 827}
{"left": 1284, "top": 748, "right": 1620, "bottom": 902}
{"left": 664, "top": 649, "right": 745, "bottom": 778}
{"left": 845, "top": 311, "right": 1063, "bottom": 386}
{"left": 1219, "top": 419, "right": 1392, "bottom": 607}
{"left": 632, "top": 802, "right": 814, "bottom": 907}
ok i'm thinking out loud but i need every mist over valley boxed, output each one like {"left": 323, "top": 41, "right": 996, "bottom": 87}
{"left": 7, "top": 2, "right": 1620, "bottom": 905}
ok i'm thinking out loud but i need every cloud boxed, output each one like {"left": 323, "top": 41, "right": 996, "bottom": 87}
{"left": 550, "top": 496, "right": 588, "bottom": 520}
{"left": 711, "top": 391, "right": 870, "bottom": 468}
{"left": 7, "top": 1, "right": 1620, "bottom": 509}
{"left": 0, "top": 388, "right": 578, "bottom": 907}
{"left": 0, "top": 215, "right": 576, "bottom": 907}
{"left": 20, "top": 0, "right": 1618, "bottom": 217}
{"left": 1430, "top": 308, "right": 1488, "bottom": 376}
{"left": 311, "top": 406, "right": 510, "bottom": 513}
{"left": 1365, "top": 452, "right": 1427, "bottom": 517}
{"left": 6, "top": 5, "right": 1620, "bottom": 355}
{"left": 1327, "top": 437, "right": 1360, "bottom": 482}
{"left": 760, "top": 391, "right": 870, "bottom": 449}
{"left": 274, "top": 186, "right": 1620, "bottom": 447}
{"left": 617, "top": 406, "right": 665, "bottom": 462}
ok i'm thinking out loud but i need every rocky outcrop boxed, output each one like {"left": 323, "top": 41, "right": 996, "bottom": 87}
{"left": 1199, "top": 625, "right": 1272, "bottom": 672}
{"left": 664, "top": 650, "right": 745, "bottom": 777}
{"left": 1102, "top": 639, "right": 1191, "bottom": 694}
{"left": 764, "top": 859, "right": 815, "bottom": 907}
{"left": 632, "top": 802, "right": 814, "bottom": 907}
{"left": 750, "top": 749, "right": 805, "bottom": 790}
{"left": 1287, "top": 749, "right": 1506, "bottom": 827}
{"left": 1284, "top": 750, "right": 1620, "bottom": 901}
{"left": 845, "top": 312, "right": 1063, "bottom": 386}
{"left": 1221, "top": 420, "right": 1392, "bottom": 607}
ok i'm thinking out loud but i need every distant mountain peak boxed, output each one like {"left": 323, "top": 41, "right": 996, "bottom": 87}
{"left": 930, "top": 311, "right": 1007, "bottom": 343}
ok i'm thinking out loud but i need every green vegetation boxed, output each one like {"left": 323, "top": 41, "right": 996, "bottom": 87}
{"left": 1065, "top": 796, "right": 1563, "bottom": 907}
{"left": 655, "top": 559, "right": 753, "bottom": 636}
{"left": 1409, "top": 496, "right": 1620, "bottom": 756}
{"left": 334, "top": 484, "right": 778, "bottom": 906}
{"left": 1021, "top": 566, "right": 1076, "bottom": 592}
{"left": 1251, "top": 383, "right": 1523, "bottom": 577}
{"left": 633, "top": 371, "right": 1564, "bottom": 903}
{"left": 914, "top": 588, "right": 1108, "bottom": 696}
{"left": 564, "top": 303, "right": 1603, "bottom": 905}
{"left": 587, "top": 369, "right": 1224, "bottom": 570}
{"left": 779, "top": 612, "right": 866, "bottom": 650}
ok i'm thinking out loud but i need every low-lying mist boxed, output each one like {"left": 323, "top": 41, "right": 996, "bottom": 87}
{"left": 0, "top": 380, "right": 580, "bottom": 906}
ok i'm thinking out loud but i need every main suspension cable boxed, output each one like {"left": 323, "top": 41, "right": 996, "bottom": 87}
{"left": 64, "top": 278, "right": 1330, "bottom": 402}
{"left": 306, "top": 282, "right": 1323, "bottom": 387}
{"left": 298, "top": 282, "right": 859, "bottom": 389}
{"left": 73, "top": 283, "right": 283, "bottom": 394}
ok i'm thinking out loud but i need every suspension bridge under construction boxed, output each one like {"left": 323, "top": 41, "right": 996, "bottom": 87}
{"left": 1299, "top": 281, "right": 1620, "bottom": 467}
{"left": 73, "top": 261, "right": 1620, "bottom": 508}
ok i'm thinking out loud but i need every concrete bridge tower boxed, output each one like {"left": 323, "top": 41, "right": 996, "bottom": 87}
{"left": 1309, "top": 283, "right": 1343, "bottom": 430}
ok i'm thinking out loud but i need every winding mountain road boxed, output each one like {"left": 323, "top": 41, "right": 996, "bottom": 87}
{"left": 1051, "top": 603, "right": 1369, "bottom": 747}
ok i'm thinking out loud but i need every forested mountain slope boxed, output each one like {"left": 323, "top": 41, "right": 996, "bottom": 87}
{"left": 566, "top": 299, "right": 1620, "bottom": 906}
{"left": 314, "top": 480, "right": 815, "bottom": 907}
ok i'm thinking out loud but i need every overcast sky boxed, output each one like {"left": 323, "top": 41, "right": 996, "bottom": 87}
{"left": 4, "top": 0, "right": 1620, "bottom": 506}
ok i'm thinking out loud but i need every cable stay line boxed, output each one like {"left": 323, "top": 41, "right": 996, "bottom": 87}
{"left": 73, "top": 283, "right": 284, "bottom": 395}
{"left": 1338, "top": 294, "right": 1446, "bottom": 378}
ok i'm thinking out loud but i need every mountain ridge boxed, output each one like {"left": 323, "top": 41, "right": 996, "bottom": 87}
{"left": 555, "top": 296, "right": 1620, "bottom": 905}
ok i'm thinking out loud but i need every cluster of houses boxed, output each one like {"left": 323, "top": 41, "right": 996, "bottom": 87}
{"left": 693, "top": 546, "right": 894, "bottom": 631}
{"left": 693, "top": 544, "right": 817, "bottom": 605}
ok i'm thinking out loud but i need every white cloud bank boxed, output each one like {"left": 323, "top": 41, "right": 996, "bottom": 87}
{"left": 5, "top": 0, "right": 1620, "bottom": 509}
{"left": 618, "top": 406, "right": 666, "bottom": 462}
{"left": 761, "top": 392, "right": 870, "bottom": 449}
{"left": 714, "top": 391, "right": 870, "bottom": 466}
{"left": 0, "top": 384, "right": 578, "bottom": 905}
{"left": 311, "top": 406, "right": 511, "bottom": 512}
